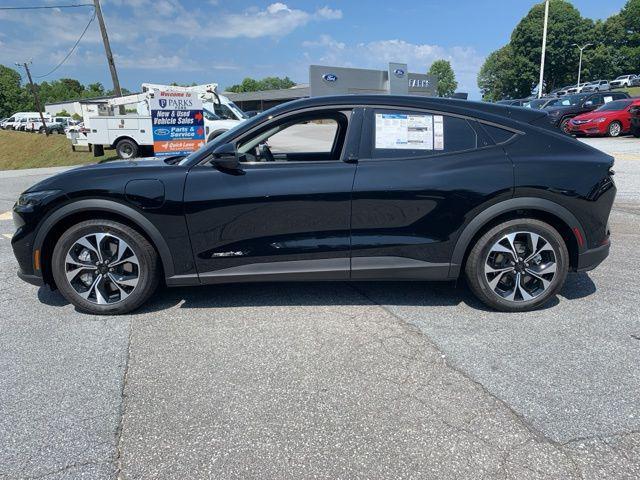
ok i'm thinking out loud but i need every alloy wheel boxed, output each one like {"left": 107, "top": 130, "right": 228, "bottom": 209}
{"left": 64, "top": 232, "right": 139, "bottom": 305}
{"left": 484, "top": 231, "right": 557, "bottom": 302}
{"left": 609, "top": 122, "right": 621, "bottom": 137}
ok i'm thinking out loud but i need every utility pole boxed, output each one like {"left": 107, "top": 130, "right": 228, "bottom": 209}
{"left": 93, "top": 0, "right": 124, "bottom": 114}
{"left": 18, "top": 62, "right": 49, "bottom": 136}
{"left": 572, "top": 43, "right": 593, "bottom": 88}
{"left": 537, "top": 0, "right": 550, "bottom": 99}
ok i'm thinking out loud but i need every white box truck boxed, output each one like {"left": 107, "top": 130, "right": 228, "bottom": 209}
{"left": 85, "top": 83, "right": 247, "bottom": 159}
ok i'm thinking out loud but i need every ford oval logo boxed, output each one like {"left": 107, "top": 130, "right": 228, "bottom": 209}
{"left": 323, "top": 73, "right": 337, "bottom": 82}
{"left": 394, "top": 68, "right": 405, "bottom": 78}
{"left": 154, "top": 128, "right": 170, "bottom": 136}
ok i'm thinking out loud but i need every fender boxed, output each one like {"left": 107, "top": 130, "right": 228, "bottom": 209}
{"left": 34, "top": 198, "right": 175, "bottom": 278}
{"left": 448, "top": 197, "right": 586, "bottom": 278}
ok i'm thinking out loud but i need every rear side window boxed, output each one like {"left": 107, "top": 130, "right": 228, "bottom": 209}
{"left": 372, "top": 109, "right": 477, "bottom": 159}
{"left": 481, "top": 124, "right": 515, "bottom": 144}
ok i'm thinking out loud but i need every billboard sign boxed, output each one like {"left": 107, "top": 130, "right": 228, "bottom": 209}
{"left": 149, "top": 90, "right": 205, "bottom": 157}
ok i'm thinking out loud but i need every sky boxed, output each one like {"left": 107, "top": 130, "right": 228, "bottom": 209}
{"left": 0, "top": 0, "right": 629, "bottom": 99}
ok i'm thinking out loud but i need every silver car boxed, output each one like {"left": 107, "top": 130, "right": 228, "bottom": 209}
{"left": 610, "top": 75, "right": 636, "bottom": 88}
{"left": 582, "top": 80, "right": 610, "bottom": 92}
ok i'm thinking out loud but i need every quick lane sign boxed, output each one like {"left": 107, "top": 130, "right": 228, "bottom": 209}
{"left": 149, "top": 91, "right": 204, "bottom": 157}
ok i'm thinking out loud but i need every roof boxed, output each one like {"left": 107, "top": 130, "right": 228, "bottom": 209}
{"left": 263, "top": 95, "right": 549, "bottom": 126}
{"left": 45, "top": 93, "right": 141, "bottom": 107}
{"left": 224, "top": 86, "right": 310, "bottom": 102}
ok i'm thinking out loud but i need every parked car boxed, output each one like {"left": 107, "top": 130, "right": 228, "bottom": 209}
{"left": 565, "top": 83, "right": 589, "bottom": 94}
{"left": 609, "top": 75, "right": 637, "bottom": 89}
{"left": 581, "top": 80, "right": 610, "bottom": 92}
{"left": 1, "top": 112, "right": 43, "bottom": 130}
{"left": 496, "top": 99, "right": 527, "bottom": 106}
{"left": 631, "top": 76, "right": 640, "bottom": 87}
{"left": 41, "top": 122, "right": 66, "bottom": 135}
{"left": 568, "top": 98, "right": 640, "bottom": 137}
{"left": 244, "top": 110, "right": 262, "bottom": 118}
{"left": 12, "top": 95, "right": 616, "bottom": 314}
{"left": 545, "top": 91, "right": 630, "bottom": 133}
{"left": 554, "top": 86, "right": 573, "bottom": 96}
{"left": 630, "top": 103, "right": 640, "bottom": 137}
{"left": 523, "top": 98, "right": 560, "bottom": 109}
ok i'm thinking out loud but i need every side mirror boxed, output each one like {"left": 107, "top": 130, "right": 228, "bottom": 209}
{"left": 211, "top": 142, "right": 242, "bottom": 172}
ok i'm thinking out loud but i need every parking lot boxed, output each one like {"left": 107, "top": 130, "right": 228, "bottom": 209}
{"left": 0, "top": 137, "right": 639, "bottom": 479}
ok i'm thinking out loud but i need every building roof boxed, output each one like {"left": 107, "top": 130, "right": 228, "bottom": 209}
{"left": 224, "top": 85, "right": 310, "bottom": 102}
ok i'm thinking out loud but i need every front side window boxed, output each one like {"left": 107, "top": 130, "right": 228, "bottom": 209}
{"left": 372, "top": 110, "right": 477, "bottom": 159}
{"left": 236, "top": 111, "right": 349, "bottom": 163}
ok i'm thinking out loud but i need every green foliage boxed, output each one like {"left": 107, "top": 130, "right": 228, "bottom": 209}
{"left": 428, "top": 60, "right": 458, "bottom": 97}
{"left": 478, "top": 0, "right": 640, "bottom": 100}
{"left": 0, "top": 65, "right": 29, "bottom": 118}
{"left": 71, "top": 113, "right": 82, "bottom": 121}
{"left": 56, "top": 110, "right": 71, "bottom": 117}
{"left": 227, "top": 76, "right": 296, "bottom": 93}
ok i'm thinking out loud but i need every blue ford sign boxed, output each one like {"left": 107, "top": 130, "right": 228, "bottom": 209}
{"left": 393, "top": 68, "right": 405, "bottom": 78}
{"left": 323, "top": 73, "right": 337, "bottom": 82}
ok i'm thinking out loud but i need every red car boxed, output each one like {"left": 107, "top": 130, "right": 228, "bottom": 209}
{"left": 568, "top": 98, "right": 640, "bottom": 137}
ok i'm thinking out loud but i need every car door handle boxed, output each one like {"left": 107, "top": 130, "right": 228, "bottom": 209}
{"left": 344, "top": 154, "right": 358, "bottom": 164}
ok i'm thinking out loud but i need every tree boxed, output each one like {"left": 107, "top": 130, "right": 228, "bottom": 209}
{"left": 227, "top": 76, "right": 296, "bottom": 93}
{"left": 428, "top": 60, "right": 458, "bottom": 97}
{"left": 0, "top": 65, "right": 27, "bottom": 118}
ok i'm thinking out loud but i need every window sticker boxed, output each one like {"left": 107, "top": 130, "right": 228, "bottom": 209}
{"left": 375, "top": 113, "right": 439, "bottom": 150}
{"left": 604, "top": 96, "right": 613, "bottom": 103}
{"left": 433, "top": 115, "right": 444, "bottom": 150}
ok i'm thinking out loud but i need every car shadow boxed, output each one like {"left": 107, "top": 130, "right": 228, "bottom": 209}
{"left": 36, "top": 272, "right": 597, "bottom": 315}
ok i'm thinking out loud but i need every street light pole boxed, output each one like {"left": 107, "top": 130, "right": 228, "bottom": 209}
{"left": 572, "top": 43, "right": 593, "bottom": 88}
{"left": 538, "top": 0, "right": 550, "bottom": 98}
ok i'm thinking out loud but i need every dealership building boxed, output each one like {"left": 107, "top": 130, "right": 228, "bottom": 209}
{"left": 225, "top": 63, "right": 439, "bottom": 112}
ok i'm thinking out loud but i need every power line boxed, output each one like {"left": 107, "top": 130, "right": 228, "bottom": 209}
{"left": 34, "top": 9, "right": 96, "bottom": 78}
{"left": 0, "top": 3, "right": 93, "bottom": 10}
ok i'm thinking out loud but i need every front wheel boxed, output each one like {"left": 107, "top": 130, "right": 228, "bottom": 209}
{"left": 465, "top": 219, "right": 569, "bottom": 312}
{"left": 607, "top": 121, "right": 622, "bottom": 137}
{"left": 51, "top": 219, "right": 160, "bottom": 315}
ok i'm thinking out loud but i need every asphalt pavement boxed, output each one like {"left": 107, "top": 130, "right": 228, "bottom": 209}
{"left": 0, "top": 138, "right": 639, "bottom": 479}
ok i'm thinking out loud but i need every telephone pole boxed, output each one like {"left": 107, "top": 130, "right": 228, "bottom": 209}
{"left": 93, "top": 0, "right": 124, "bottom": 113}
{"left": 18, "top": 62, "right": 49, "bottom": 136}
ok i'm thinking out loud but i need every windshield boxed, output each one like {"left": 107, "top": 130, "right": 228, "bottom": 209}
{"left": 596, "top": 99, "right": 632, "bottom": 111}
{"left": 523, "top": 99, "right": 547, "bottom": 109}
{"left": 556, "top": 94, "right": 587, "bottom": 106}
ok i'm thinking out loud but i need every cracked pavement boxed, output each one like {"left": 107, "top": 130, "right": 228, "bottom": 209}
{"left": 1, "top": 140, "right": 639, "bottom": 479}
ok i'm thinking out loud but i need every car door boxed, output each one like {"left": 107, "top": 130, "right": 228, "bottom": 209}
{"left": 183, "top": 107, "right": 362, "bottom": 283}
{"left": 350, "top": 108, "right": 513, "bottom": 280}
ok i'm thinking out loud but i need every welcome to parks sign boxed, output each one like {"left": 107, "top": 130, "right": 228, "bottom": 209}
{"left": 149, "top": 91, "right": 205, "bottom": 157}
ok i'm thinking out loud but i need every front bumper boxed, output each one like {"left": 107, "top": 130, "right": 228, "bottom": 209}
{"left": 577, "top": 243, "right": 610, "bottom": 272}
{"left": 569, "top": 123, "right": 605, "bottom": 136}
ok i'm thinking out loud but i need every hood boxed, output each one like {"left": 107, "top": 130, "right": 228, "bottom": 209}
{"left": 24, "top": 157, "right": 175, "bottom": 194}
{"left": 572, "top": 110, "right": 618, "bottom": 121}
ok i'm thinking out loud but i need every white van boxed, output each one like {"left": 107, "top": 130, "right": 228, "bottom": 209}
{"left": 2, "top": 112, "right": 46, "bottom": 130}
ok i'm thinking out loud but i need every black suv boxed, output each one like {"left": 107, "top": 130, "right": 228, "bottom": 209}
{"left": 546, "top": 91, "right": 630, "bottom": 133}
{"left": 12, "top": 96, "right": 616, "bottom": 314}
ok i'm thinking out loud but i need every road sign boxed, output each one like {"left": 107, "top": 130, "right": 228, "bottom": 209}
{"left": 149, "top": 91, "right": 205, "bottom": 157}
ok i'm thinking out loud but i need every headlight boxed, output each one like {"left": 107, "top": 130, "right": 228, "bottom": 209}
{"left": 16, "top": 190, "right": 61, "bottom": 207}
{"left": 594, "top": 117, "right": 607, "bottom": 123}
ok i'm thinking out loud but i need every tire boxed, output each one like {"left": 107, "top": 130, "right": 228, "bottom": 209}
{"left": 559, "top": 117, "right": 572, "bottom": 134}
{"left": 51, "top": 219, "right": 160, "bottom": 315}
{"left": 607, "top": 121, "right": 622, "bottom": 137}
{"left": 115, "top": 138, "right": 139, "bottom": 159}
{"left": 38, "top": 127, "right": 45, "bottom": 134}
{"left": 465, "top": 219, "right": 569, "bottom": 312}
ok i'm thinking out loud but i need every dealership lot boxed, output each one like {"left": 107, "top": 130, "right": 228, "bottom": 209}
{"left": 1, "top": 138, "right": 639, "bottom": 479}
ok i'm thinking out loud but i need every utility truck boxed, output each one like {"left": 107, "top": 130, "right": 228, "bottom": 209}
{"left": 85, "top": 83, "right": 247, "bottom": 159}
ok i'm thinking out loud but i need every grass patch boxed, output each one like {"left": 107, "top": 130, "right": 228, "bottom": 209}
{"left": 0, "top": 130, "right": 118, "bottom": 171}
{"left": 612, "top": 86, "right": 640, "bottom": 97}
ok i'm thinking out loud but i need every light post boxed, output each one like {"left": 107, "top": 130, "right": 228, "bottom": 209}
{"left": 572, "top": 43, "right": 593, "bottom": 88}
{"left": 538, "top": 0, "right": 550, "bottom": 98}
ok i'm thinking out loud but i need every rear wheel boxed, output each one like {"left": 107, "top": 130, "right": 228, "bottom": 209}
{"left": 559, "top": 117, "right": 572, "bottom": 134}
{"left": 607, "top": 121, "right": 622, "bottom": 137}
{"left": 52, "top": 219, "right": 160, "bottom": 315}
{"left": 115, "top": 138, "right": 139, "bottom": 159}
{"left": 465, "top": 219, "right": 569, "bottom": 312}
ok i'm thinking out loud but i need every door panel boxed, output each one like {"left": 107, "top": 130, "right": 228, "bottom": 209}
{"left": 184, "top": 161, "right": 356, "bottom": 281}
{"left": 351, "top": 110, "right": 513, "bottom": 279}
